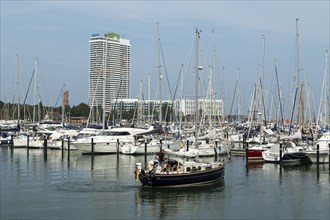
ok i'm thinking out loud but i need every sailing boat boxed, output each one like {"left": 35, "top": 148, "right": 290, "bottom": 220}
{"left": 305, "top": 50, "right": 329, "bottom": 163}
{"left": 166, "top": 30, "right": 229, "bottom": 158}
{"left": 247, "top": 35, "right": 280, "bottom": 161}
{"left": 192, "top": 30, "right": 231, "bottom": 157}
{"left": 134, "top": 29, "right": 225, "bottom": 187}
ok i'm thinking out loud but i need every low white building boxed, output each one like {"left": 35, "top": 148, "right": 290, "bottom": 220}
{"left": 110, "top": 98, "right": 223, "bottom": 117}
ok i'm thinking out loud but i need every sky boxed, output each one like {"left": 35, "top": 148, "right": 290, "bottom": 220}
{"left": 1, "top": 0, "right": 329, "bottom": 117}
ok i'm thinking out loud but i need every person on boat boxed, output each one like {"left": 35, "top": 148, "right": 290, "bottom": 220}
{"left": 158, "top": 149, "right": 166, "bottom": 166}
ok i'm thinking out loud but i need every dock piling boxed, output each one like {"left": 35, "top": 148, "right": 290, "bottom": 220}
{"left": 117, "top": 139, "right": 119, "bottom": 154}
{"left": 144, "top": 140, "right": 147, "bottom": 168}
{"left": 316, "top": 144, "right": 320, "bottom": 164}
{"left": 214, "top": 141, "right": 218, "bottom": 156}
{"left": 26, "top": 134, "right": 29, "bottom": 152}
{"left": 61, "top": 137, "right": 64, "bottom": 160}
{"left": 43, "top": 135, "right": 47, "bottom": 161}
{"left": 279, "top": 143, "right": 283, "bottom": 166}
{"left": 26, "top": 134, "right": 29, "bottom": 150}
{"left": 144, "top": 140, "right": 147, "bottom": 155}
{"left": 245, "top": 142, "right": 249, "bottom": 168}
{"left": 10, "top": 134, "right": 14, "bottom": 157}
{"left": 91, "top": 138, "right": 94, "bottom": 156}
{"left": 67, "top": 137, "right": 70, "bottom": 162}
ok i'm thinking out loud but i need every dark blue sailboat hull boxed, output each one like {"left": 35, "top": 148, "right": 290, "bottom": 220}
{"left": 139, "top": 166, "right": 225, "bottom": 187}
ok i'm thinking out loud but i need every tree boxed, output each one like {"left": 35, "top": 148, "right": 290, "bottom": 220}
{"left": 70, "top": 103, "right": 90, "bottom": 117}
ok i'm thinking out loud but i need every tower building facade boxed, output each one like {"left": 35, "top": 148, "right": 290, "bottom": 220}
{"left": 89, "top": 32, "right": 131, "bottom": 112}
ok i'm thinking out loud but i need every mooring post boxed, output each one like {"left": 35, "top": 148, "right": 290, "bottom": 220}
{"left": 61, "top": 137, "right": 64, "bottom": 160}
{"left": 43, "top": 135, "right": 47, "bottom": 161}
{"left": 26, "top": 134, "right": 30, "bottom": 151}
{"left": 26, "top": 134, "right": 29, "bottom": 149}
{"left": 316, "top": 143, "right": 320, "bottom": 178}
{"left": 279, "top": 143, "right": 283, "bottom": 166}
{"left": 67, "top": 137, "right": 70, "bottom": 162}
{"left": 10, "top": 134, "right": 14, "bottom": 149}
{"left": 245, "top": 142, "right": 249, "bottom": 168}
{"left": 10, "top": 134, "right": 14, "bottom": 157}
{"left": 117, "top": 139, "right": 120, "bottom": 154}
{"left": 316, "top": 144, "right": 320, "bottom": 165}
{"left": 90, "top": 137, "right": 95, "bottom": 169}
{"left": 91, "top": 138, "right": 94, "bottom": 156}
{"left": 144, "top": 140, "right": 147, "bottom": 155}
{"left": 214, "top": 141, "right": 218, "bottom": 156}
{"left": 328, "top": 143, "right": 330, "bottom": 169}
{"left": 26, "top": 134, "right": 29, "bottom": 159}
{"left": 144, "top": 140, "right": 147, "bottom": 168}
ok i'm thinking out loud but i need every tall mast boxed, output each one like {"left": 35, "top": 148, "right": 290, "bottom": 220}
{"left": 326, "top": 50, "right": 329, "bottom": 127}
{"left": 295, "top": 18, "right": 301, "bottom": 89}
{"left": 194, "top": 29, "right": 201, "bottom": 145}
{"left": 261, "top": 35, "right": 266, "bottom": 123}
{"left": 15, "top": 51, "right": 20, "bottom": 122}
{"left": 102, "top": 39, "right": 108, "bottom": 129}
{"left": 61, "top": 84, "right": 65, "bottom": 126}
{"left": 148, "top": 73, "right": 151, "bottom": 125}
{"left": 275, "top": 61, "right": 284, "bottom": 129}
{"left": 179, "top": 64, "right": 184, "bottom": 134}
{"left": 220, "top": 66, "right": 226, "bottom": 123}
{"left": 301, "top": 82, "right": 305, "bottom": 129}
{"left": 156, "top": 22, "right": 162, "bottom": 128}
{"left": 292, "top": 18, "right": 303, "bottom": 130}
{"left": 138, "top": 80, "right": 143, "bottom": 127}
{"left": 261, "top": 34, "right": 265, "bottom": 88}
{"left": 33, "top": 58, "right": 38, "bottom": 124}
{"left": 317, "top": 50, "right": 329, "bottom": 128}
{"left": 211, "top": 30, "right": 216, "bottom": 123}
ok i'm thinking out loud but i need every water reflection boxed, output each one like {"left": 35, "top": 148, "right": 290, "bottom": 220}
{"left": 135, "top": 180, "right": 225, "bottom": 219}
{"left": 1, "top": 146, "right": 329, "bottom": 220}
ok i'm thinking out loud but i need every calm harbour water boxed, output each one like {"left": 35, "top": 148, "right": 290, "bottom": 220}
{"left": 1, "top": 146, "right": 329, "bottom": 220}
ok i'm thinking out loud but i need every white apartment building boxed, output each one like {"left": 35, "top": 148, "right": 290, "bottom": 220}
{"left": 89, "top": 33, "right": 131, "bottom": 112}
{"left": 113, "top": 98, "right": 223, "bottom": 117}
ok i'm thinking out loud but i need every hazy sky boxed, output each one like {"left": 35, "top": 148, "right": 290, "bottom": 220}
{"left": 1, "top": 1, "right": 329, "bottom": 116}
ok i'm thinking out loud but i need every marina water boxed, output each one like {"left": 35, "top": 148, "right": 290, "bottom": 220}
{"left": 1, "top": 146, "right": 329, "bottom": 219}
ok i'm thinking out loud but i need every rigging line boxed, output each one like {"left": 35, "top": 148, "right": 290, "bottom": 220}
{"left": 151, "top": 84, "right": 160, "bottom": 124}
{"left": 159, "top": 41, "right": 173, "bottom": 101}
{"left": 275, "top": 65, "right": 284, "bottom": 125}
{"left": 172, "top": 67, "right": 182, "bottom": 103}
{"left": 111, "top": 60, "right": 125, "bottom": 125}
{"left": 86, "top": 52, "right": 107, "bottom": 127}
{"left": 247, "top": 84, "right": 257, "bottom": 139}
{"left": 54, "top": 84, "right": 65, "bottom": 107}
{"left": 22, "top": 69, "right": 35, "bottom": 106}
{"left": 168, "top": 66, "right": 183, "bottom": 123}
{"left": 259, "top": 77, "right": 267, "bottom": 125}
{"left": 289, "top": 87, "right": 299, "bottom": 135}
{"left": 229, "top": 80, "right": 237, "bottom": 117}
